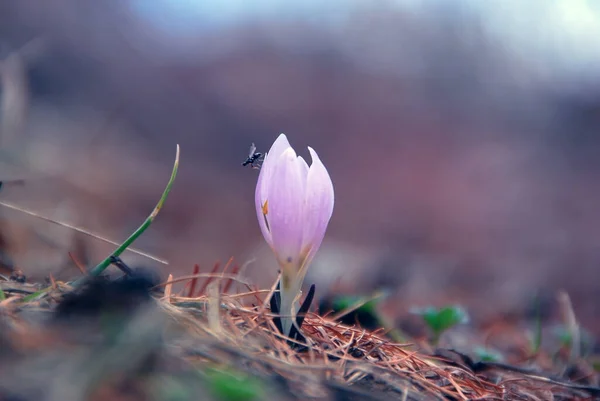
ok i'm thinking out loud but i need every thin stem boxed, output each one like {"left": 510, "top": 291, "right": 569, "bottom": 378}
{"left": 21, "top": 144, "right": 180, "bottom": 301}
{"left": 75, "top": 144, "right": 180, "bottom": 284}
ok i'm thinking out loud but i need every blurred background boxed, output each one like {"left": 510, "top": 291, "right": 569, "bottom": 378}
{"left": 0, "top": 0, "right": 599, "bottom": 333}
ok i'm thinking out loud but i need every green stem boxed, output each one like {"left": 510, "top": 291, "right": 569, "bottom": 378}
{"left": 431, "top": 331, "right": 441, "bottom": 347}
{"left": 74, "top": 144, "right": 180, "bottom": 284}
{"left": 21, "top": 144, "right": 180, "bottom": 301}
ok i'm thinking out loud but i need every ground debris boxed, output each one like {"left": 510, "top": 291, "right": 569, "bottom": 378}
{"left": 0, "top": 272, "right": 598, "bottom": 401}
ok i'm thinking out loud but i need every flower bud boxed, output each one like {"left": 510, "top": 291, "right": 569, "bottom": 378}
{"left": 255, "top": 134, "right": 334, "bottom": 336}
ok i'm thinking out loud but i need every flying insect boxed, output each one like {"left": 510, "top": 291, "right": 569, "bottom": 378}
{"left": 242, "top": 142, "right": 263, "bottom": 169}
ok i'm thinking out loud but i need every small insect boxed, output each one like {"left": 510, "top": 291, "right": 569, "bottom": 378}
{"left": 242, "top": 142, "right": 263, "bottom": 169}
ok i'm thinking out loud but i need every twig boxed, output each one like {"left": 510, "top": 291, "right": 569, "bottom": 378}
{"left": 154, "top": 273, "right": 253, "bottom": 290}
{"left": 164, "top": 273, "right": 173, "bottom": 303}
{"left": 197, "top": 261, "right": 221, "bottom": 296}
{"left": 68, "top": 252, "right": 87, "bottom": 275}
{"left": 187, "top": 264, "right": 200, "bottom": 297}
{"left": 0, "top": 200, "right": 169, "bottom": 265}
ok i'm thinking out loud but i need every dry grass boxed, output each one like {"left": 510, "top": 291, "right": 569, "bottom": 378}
{"left": 0, "top": 265, "right": 598, "bottom": 401}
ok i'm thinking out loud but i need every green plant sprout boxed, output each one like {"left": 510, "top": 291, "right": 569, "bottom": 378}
{"left": 553, "top": 324, "right": 594, "bottom": 357}
{"left": 413, "top": 305, "right": 469, "bottom": 345}
{"left": 326, "top": 291, "right": 407, "bottom": 342}
{"left": 331, "top": 295, "right": 380, "bottom": 323}
{"left": 205, "top": 367, "right": 264, "bottom": 401}
{"left": 474, "top": 346, "right": 503, "bottom": 363}
{"left": 530, "top": 296, "right": 543, "bottom": 356}
{"left": 555, "top": 325, "right": 573, "bottom": 349}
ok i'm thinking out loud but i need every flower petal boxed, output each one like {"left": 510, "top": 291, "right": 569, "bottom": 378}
{"left": 255, "top": 167, "right": 272, "bottom": 246}
{"left": 268, "top": 147, "right": 306, "bottom": 269}
{"left": 255, "top": 134, "right": 292, "bottom": 247}
{"left": 297, "top": 155, "right": 309, "bottom": 181}
{"left": 259, "top": 133, "right": 292, "bottom": 203}
{"left": 301, "top": 147, "right": 335, "bottom": 268}
{"left": 269, "top": 133, "right": 292, "bottom": 160}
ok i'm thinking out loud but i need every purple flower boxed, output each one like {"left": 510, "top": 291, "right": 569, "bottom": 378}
{"left": 256, "top": 133, "right": 334, "bottom": 336}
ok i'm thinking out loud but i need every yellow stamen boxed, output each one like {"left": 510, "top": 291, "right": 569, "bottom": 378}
{"left": 262, "top": 200, "right": 270, "bottom": 231}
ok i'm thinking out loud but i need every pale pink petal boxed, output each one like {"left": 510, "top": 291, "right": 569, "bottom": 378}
{"left": 301, "top": 147, "right": 335, "bottom": 267}
{"left": 268, "top": 133, "right": 292, "bottom": 160}
{"left": 255, "top": 134, "right": 292, "bottom": 246}
{"left": 255, "top": 165, "right": 272, "bottom": 246}
{"left": 268, "top": 148, "right": 306, "bottom": 267}
{"left": 259, "top": 134, "right": 292, "bottom": 204}
{"left": 297, "top": 155, "right": 309, "bottom": 181}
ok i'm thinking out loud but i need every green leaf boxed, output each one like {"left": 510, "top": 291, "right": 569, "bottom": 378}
{"left": 421, "top": 306, "right": 468, "bottom": 335}
{"left": 332, "top": 295, "right": 378, "bottom": 316}
{"left": 412, "top": 305, "right": 469, "bottom": 344}
{"left": 205, "top": 368, "right": 263, "bottom": 401}
{"left": 554, "top": 325, "right": 573, "bottom": 348}
{"left": 474, "top": 346, "right": 503, "bottom": 362}
{"left": 530, "top": 295, "right": 543, "bottom": 354}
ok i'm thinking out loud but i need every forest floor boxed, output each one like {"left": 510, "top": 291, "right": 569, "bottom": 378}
{"left": 0, "top": 261, "right": 598, "bottom": 401}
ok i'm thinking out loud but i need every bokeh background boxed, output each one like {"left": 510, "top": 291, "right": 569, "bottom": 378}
{"left": 0, "top": 0, "right": 599, "bottom": 333}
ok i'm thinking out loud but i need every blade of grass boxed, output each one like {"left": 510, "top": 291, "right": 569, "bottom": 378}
{"left": 75, "top": 144, "right": 179, "bottom": 283}
{"left": 21, "top": 144, "right": 179, "bottom": 301}
{"left": 558, "top": 290, "right": 580, "bottom": 363}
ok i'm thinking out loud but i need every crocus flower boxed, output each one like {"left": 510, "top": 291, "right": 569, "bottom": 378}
{"left": 256, "top": 133, "right": 334, "bottom": 336}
